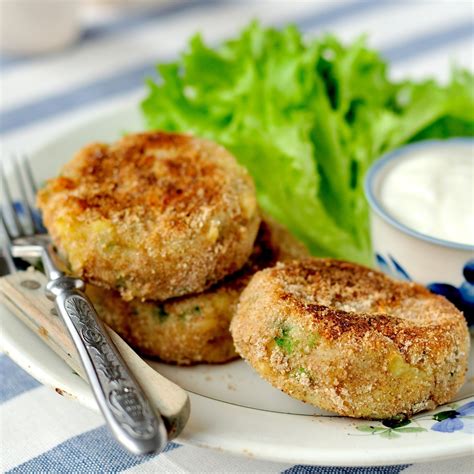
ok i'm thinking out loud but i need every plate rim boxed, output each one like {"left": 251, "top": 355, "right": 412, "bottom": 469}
{"left": 2, "top": 313, "right": 473, "bottom": 467}
{"left": 1, "top": 99, "right": 473, "bottom": 466}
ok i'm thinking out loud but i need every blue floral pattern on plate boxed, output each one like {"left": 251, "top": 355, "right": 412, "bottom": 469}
{"left": 355, "top": 400, "right": 474, "bottom": 438}
{"left": 431, "top": 401, "right": 474, "bottom": 434}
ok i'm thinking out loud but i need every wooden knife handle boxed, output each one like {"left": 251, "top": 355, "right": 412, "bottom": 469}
{"left": 0, "top": 269, "right": 190, "bottom": 440}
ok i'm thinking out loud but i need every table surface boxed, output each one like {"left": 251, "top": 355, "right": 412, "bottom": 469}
{"left": 1, "top": 1, "right": 473, "bottom": 472}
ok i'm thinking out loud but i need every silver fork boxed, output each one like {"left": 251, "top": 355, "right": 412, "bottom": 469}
{"left": 0, "top": 156, "right": 167, "bottom": 455}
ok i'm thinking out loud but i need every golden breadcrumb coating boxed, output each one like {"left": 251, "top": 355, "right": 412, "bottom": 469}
{"left": 38, "top": 131, "right": 260, "bottom": 301}
{"left": 87, "top": 218, "right": 308, "bottom": 365}
{"left": 231, "top": 258, "right": 470, "bottom": 419}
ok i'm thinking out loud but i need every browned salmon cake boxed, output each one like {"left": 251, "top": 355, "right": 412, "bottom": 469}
{"left": 231, "top": 258, "right": 470, "bottom": 419}
{"left": 86, "top": 218, "right": 308, "bottom": 365}
{"left": 37, "top": 131, "right": 260, "bottom": 301}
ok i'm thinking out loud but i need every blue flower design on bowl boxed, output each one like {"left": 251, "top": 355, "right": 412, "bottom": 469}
{"left": 375, "top": 254, "right": 411, "bottom": 281}
{"left": 427, "top": 259, "right": 474, "bottom": 327}
{"left": 376, "top": 255, "right": 474, "bottom": 326}
{"left": 375, "top": 253, "right": 412, "bottom": 281}
{"left": 431, "top": 401, "right": 474, "bottom": 434}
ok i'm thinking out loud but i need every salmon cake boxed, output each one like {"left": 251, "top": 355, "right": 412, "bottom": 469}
{"left": 86, "top": 218, "right": 308, "bottom": 365}
{"left": 38, "top": 131, "right": 260, "bottom": 301}
{"left": 231, "top": 258, "right": 470, "bottom": 419}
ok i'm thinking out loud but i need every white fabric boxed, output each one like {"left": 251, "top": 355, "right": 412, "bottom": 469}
{"left": 1, "top": 1, "right": 473, "bottom": 472}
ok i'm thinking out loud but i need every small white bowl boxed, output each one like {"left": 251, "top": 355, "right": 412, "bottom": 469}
{"left": 364, "top": 138, "right": 474, "bottom": 321}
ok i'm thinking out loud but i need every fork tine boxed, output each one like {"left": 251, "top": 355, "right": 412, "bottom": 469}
{"left": 0, "top": 159, "right": 24, "bottom": 237}
{"left": 13, "top": 154, "right": 37, "bottom": 235}
{"left": 0, "top": 211, "right": 17, "bottom": 274}
{"left": 0, "top": 248, "right": 17, "bottom": 274}
{"left": 0, "top": 210, "right": 13, "bottom": 244}
{"left": 20, "top": 154, "right": 46, "bottom": 233}
{"left": 22, "top": 154, "right": 38, "bottom": 196}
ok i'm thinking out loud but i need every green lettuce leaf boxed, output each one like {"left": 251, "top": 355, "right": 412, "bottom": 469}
{"left": 141, "top": 22, "right": 474, "bottom": 264}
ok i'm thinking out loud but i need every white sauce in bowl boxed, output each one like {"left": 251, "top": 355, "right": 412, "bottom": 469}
{"left": 380, "top": 148, "right": 474, "bottom": 246}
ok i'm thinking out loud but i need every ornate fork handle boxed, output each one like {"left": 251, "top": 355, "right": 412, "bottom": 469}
{"left": 46, "top": 274, "right": 167, "bottom": 455}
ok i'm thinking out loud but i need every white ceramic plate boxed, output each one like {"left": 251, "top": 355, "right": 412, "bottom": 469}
{"left": 1, "top": 102, "right": 473, "bottom": 466}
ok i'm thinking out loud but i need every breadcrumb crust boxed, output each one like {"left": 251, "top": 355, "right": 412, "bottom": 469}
{"left": 86, "top": 218, "right": 308, "bottom": 365}
{"left": 38, "top": 131, "right": 260, "bottom": 301}
{"left": 231, "top": 258, "right": 470, "bottom": 419}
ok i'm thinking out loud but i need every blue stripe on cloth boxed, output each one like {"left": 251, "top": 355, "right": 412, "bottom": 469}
{"left": 0, "top": 0, "right": 219, "bottom": 71}
{"left": 7, "top": 425, "right": 180, "bottom": 474}
{"left": 1, "top": 12, "right": 472, "bottom": 135}
{"left": 297, "top": 0, "right": 390, "bottom": 32}
{"left": 0, "top": 60, "right": 162, "bottom": 133}
{"left": 0, "top": 56, "right": 24, "bottom": 69}
{"left": 282, "top": 465, "right": 410, "bottom": 474}
{"left": 0, "top": 355, "right": 41, "bottom": 403}
{"left": 81, "top": 0, "right": 219, "bottom": 42}
{"left": 0, "top": 0, "right": 387, "bottom": 134}
{"left": 384, "top": 19, "right": 474, "bottom": 63}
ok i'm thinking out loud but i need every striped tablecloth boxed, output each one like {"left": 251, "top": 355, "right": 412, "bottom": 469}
{"left": 1, "top": 1, "right": 473, "bottom": 472}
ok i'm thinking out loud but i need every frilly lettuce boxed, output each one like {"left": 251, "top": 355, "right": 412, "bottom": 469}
{"left": 142, "top": 22, "right": 474, "bottom": 264}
